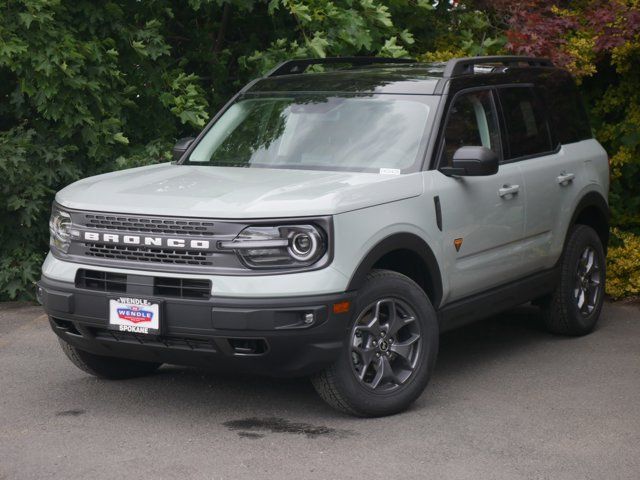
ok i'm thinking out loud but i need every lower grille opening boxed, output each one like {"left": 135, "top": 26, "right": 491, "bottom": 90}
{"left": 75, "top": 269, "right": 211, "bottom": 300}
{"left": 92, "top": 328, "right": 218, "bottom": 352}
{"left": 154, "top": 277, "right": 211, "bottom": 299}
{"left": 70, "top": 327, "right": 269, "bottom": 357}
{"left": 228, "top": 338, "right": 268, "bottom": 355}
{"left": 76, "top": 269, "right": 127, "bottom": 293}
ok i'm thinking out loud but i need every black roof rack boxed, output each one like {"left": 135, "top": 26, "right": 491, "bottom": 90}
{"left": 443, "top": 56, "right": 554, "bottom": 78}
{"left": 265, "top": 57, "right": 415, "bottom": 77}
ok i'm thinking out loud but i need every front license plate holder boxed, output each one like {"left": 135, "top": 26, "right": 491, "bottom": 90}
{"left": 108, "top": 296, "right": 163, "bottom": 335}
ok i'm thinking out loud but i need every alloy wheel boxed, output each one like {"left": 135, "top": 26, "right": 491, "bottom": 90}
{"left": 350, "top": 298, "right": 422, "bottom": 392}
{"left": 574, "top": 246, "right": 601, "bottom": 316}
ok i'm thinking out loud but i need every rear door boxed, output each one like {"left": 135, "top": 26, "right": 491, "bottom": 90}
{"left": 496, "top": 86, "right": 563, "bottom": 273}
{"left": 434, "top": 88, "right": 526, "bottom": 302}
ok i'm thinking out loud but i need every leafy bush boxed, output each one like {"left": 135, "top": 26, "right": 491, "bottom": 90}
{"left": 607, "top": 230, "right": 640, "bottom": 299}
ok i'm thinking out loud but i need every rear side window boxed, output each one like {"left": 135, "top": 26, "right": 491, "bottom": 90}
{"left": 499, "top": 87, "right": 553, "bottom": 160}
{"left": 538, "top": 72, "right": 592, "bottom": 144}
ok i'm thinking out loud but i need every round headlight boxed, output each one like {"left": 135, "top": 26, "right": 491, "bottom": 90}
{"left": 288, "top": 230, "right": 320, "bottom": 261}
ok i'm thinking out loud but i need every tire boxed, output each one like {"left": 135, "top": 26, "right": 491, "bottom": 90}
{"left": 541, "top": 224, "right": 606, "bottom": 336}
{"left": 311, "top": 269, "right": 439, "bottom": 417}
{"left": 58, "top": 338, "right": 162, "bottom": 379}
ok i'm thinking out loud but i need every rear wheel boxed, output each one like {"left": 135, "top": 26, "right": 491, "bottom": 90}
{"left": 541, "top": 225, "right": 606, "bottom": 336}
{"left": 58, "top": 338, "right": 162, "bottom": 379}
{"left": 312, "top": 270, "right": 438, "bottom": 417}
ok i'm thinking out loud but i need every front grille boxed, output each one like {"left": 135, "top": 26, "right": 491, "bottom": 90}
{"left": 76, "top": 269, "right": 211, "bottom": 299}
{"left": 83, "top": 214, "right": 216, "bottom": 236}
{"left": 84, "top": 243, "right": 213, "bottom": 266}
{"left": 66, "top": 211, "right": 245, "bottom": 270}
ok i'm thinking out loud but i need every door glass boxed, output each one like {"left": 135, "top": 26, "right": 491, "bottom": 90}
{"left": 442, "top": 90, "right": 501, "bottom": 166}
{"left": 499, "top": 87, "right": 553, "bottom": 159}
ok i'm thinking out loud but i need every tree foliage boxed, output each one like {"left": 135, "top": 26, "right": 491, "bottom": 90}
{"left": 0, "top": 0, "right": 638, "bottom": 299}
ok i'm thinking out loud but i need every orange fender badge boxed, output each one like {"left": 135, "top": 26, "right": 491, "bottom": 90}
{"left": 453, "top": 238, "right": 463, "bottom": 252}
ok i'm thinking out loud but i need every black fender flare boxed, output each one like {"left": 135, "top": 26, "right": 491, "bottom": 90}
{"left": 568, "top": 191, "right": 610, "bottom": 251}
{"left": 346, "top": 233, "right": 443, "bottom": 308}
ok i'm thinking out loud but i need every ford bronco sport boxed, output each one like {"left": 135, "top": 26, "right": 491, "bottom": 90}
{"left": 38, "top": 56, "right": 609, "bottom": 417}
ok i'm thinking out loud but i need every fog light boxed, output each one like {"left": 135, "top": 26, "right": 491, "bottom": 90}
{"left": 303, "top": 313, "right": 314, "bottom": 325}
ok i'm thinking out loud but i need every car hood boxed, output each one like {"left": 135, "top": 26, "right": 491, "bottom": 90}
{"left": 56, "top": 163, "right": 423, "bottom": 218}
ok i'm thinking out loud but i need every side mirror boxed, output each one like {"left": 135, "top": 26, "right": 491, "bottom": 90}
{"left": 172, "top": 137, "right": 195, "bottom": 162}
{"left": 440, "top": 146, "right": 499, "bottom": 177}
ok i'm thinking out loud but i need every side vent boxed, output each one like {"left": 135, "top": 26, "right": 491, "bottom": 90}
{"left": 434, "top": 196, "right": 443, "bottom": 231}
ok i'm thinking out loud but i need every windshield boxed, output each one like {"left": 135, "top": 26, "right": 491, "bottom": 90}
{"left": 186, "top": 94, "right": 434, "bottom": 173}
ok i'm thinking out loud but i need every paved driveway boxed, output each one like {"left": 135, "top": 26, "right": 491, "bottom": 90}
{"left": 1, "top": 302, "right": 638, "bottom": 480}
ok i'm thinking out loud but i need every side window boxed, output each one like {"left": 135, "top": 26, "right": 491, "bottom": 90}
{"left": 498, "top": 87, "right": 553, "bottom": 160}
{"left": 539, "top": 72, "right": 592, "bottom": 144}
{"left": 441, "top": 90, "right": 501, "bottom": 166}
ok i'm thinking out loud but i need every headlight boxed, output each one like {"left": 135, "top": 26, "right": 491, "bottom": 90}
{"left": 49, "top": 206, "right": 72, "bottom": 253}
{"left": 219, "top": 224, "right": 327, "bottom": 269}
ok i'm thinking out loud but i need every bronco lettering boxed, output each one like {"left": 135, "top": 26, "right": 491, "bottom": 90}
{"left": 82, "top": 231, "right": 210, "bottom": 249}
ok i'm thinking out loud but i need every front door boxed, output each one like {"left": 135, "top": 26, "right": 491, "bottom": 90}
{"left": 431, "top": 88, "right": 526, "bottom": 303}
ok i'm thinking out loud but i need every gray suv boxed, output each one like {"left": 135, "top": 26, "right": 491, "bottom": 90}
{"left": 38, "top": 56, "right": 609, "bottom": 417}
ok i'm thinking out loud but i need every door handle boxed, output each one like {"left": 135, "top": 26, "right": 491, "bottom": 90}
{"left": 498, "top": 184, "right": 520, "bottom": 198}
{"left": 557, "top": 172, "right": 575, "bottom": 185}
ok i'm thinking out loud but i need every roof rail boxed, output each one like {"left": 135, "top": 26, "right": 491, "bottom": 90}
{"left": 265, "top": 57, "right": 415, "bottom": 77}
{"left": 443, "top": 56, "right": 554, "bottom": 78}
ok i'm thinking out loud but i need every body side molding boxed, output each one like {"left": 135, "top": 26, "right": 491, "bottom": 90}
{"left": 437, "top": 265, "right": 560, "bottom": 332}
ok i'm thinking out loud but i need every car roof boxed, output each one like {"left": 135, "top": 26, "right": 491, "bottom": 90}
{"left": 244, "top": 57, "right": 563, "bottom": 96}
{"left": 247, "top": 63, "right": 445, "bottom": 95}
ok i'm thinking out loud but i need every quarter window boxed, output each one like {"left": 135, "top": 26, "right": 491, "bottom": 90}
{"left": 499, "top": 87, "right": 553, "bottom": 159}
{"left": 441, "top": 90, "right": 501, "bottom": 166}
{"left": 538, "top": 72, "right": 592, "bottom": 144}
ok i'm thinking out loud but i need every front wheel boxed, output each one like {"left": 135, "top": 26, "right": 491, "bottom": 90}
{"left": 311, "top": 270, "right": 439, "bottom": 417}
{"left": 541, "top": 224, "right": 606, "bottom": 336}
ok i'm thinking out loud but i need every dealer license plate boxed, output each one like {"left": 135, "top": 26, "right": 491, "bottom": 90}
{"left": 108, "top": 296, "right": 161, "bottom": 335}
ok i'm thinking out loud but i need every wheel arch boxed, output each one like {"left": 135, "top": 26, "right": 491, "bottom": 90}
{"left": 346, "top": 233, "right": 443, "bottom": 308}
{"left": 569, "top": 191, "right": 610, "bottom": 253}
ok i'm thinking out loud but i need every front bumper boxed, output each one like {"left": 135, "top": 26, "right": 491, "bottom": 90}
{"left": 37, "top": 275, "right": 355, "bottom": 377}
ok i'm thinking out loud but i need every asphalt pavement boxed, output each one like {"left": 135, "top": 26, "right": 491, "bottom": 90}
{"left": 1, "top": 301, "right": 639, "bottom": 480}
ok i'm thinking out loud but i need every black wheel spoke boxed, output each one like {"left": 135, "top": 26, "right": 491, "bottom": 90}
{"left": 390, "top": 334, "right": 419, "bottom": 361}
{"left": 387, "top": 312, "right": 414, "bottom": 338}
{"left": 370, "top": 356, "right": 396, "bottom": 389}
